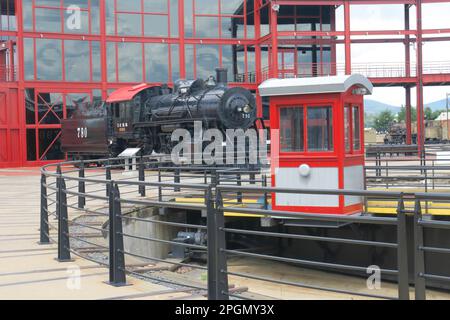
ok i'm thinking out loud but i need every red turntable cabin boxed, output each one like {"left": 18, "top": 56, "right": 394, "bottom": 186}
{"left": 259, "top": 75, "right": 374, "bottom": 215}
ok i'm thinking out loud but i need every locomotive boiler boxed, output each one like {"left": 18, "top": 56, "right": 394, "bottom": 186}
{"left": 61, "top": 68, "right": 258, "bottom": 160}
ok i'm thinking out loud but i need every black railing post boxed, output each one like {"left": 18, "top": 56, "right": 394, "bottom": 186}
{"left": 249, "top": 172, "right": 256, "bottom": 185}
{"left": 174, "top": 168, "right": 181, "bottom": 192}
{"left": 108, "top": 183, "right": 127, "bottom": 286}
{"left": 206, "top": 186, "right": 218, "bottom": 300}
{"left": 39, "top": 173, "right": 50, "bottom": 244}
{"left": 158, "top": 168, "right": 162, "bottom": 202}
{"left": 413, "top": 199, "right": 426, "bottom": 300}
{"left": 57, "top": 177, "right": 72, "bottom": 262}
{"left": 106, "top": 160, "right": 111, "bottom": 197}
{"left": 56, "top": 165, "right": 61, "bottom": 221}
{"left": 78, "top": 160, "right": 85, "bottom": 209}
{"left": 262, "top": 174, "right": 269, "bottom": 210}
{"left": 139, "top": 156, "right": 146, "bottom": 197}
{"left": 215, "top": 189, "right": 229, "bottom": 300}
{"left": 396, "top": 196, "right": 410, "bottom": 300}
{"left": 237, "top": 173, "right": 242, "bottom": 204}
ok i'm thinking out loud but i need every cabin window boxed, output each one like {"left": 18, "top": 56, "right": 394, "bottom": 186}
{"left": 353, "top": 106, "right": 361, "bottom": 151}
{"left": 279, "top": 107, "right": 304, "bottom": 152}
{"left": 307, "top": 106, "right": 333, "bottom": 152}
{"left": 344, "top": 106, "right": 351, "bottom": 152}
{"left": 114, "top": 103, "right": 120, "bottom": 118}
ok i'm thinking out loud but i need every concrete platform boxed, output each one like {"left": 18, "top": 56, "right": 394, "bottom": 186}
{"left": 0, "top": 168, "right": 199, "bottom": 300}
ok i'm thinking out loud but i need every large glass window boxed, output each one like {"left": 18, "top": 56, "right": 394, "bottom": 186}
{"left": 280, "top": 107, "right": 304, "bottom": 152}
{"left": 24, "top": 38, "right": 35, "bottom": 81}
{"left": 307, "top": 106, "right": 333, "bottom": 152}
{"left": 145, "top": 43, "right": 169, "bottom": 83}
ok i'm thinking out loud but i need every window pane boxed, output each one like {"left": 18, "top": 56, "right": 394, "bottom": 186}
{"left": 145, "top": 43, "right": 169, "bottom": 83}
{"left": 107, "top": 42, "right": 117, "bottom": 82}
{"left": 35, "top": 8, "right": 61, "bottom": 33}
{"left": 117, "top": 0, "right": 141, "bottom": 12}
{"left": 221, "top": 0, "right": 244, "bottom": 15}
{"left": 25, "top": 89, "right": 35, "bottom": 125}
{"left": 184, "top": 0, "right": 193, "bottom": 37}
{"left": 196, "top": 45, "right": 219, "bottom": 80}
{"left": 92, "top": 42, "right": 101, "bottom": 81}
{"left": 307, "top": 106, "right": 333, "bottom": 152}
{"left": 36, "top": 39, "right": 63, "bottom": 81}
{"left": 64, "top": 0, "right": 89, "bottom": 8}
{"left": 105, "top": 0, "right": 115, "bottom": 34}
{"left": 169, "top": 0, "right": 179, "bottom": 37}
{"left": 185, "top": 44, "right": 194, "bottom": 78}
{"left": 353, "top": 106, "right": 361, "bottom": 151}
{"left": 144, "top": 15, "right": 168, "bottom": 37}
{"left": 66, "top": 93, "right": 91, "bottom": 120}
{"left": 195, "top": 17, "right": 219, "bottom": 38}
{"left": 117, "top": 13, "right": 142, "bottom": 36}
{"left": 23, "top": 0, "right": 33, "bottom": 30}
{"left": 144, "top": 0, "right": 168, "bottom": 13}
{"left": 195, "top": 0, "right": 219, "bottom": 14}
{"left": 64, "top": 40, "right": 90, "bottom": 81}
{"left": 24, "top": 38, "right": 34, "bottom": 80}
{"left": 38, "top": 93, "right": 63, "bottom": 124}
{"left": 26, "top": 129, "right": 36, "bottom": 161}
{"left": 171, "top": 44, "right": 180, "bottom": 81}
{"left": 280, "top": 107, "right": 304, "bottom": 152}
{"left": 39, "top": 129, "right": 64, "bottom": 160}
{"left": 118, "top": 42, "right": 143, "bottom": 82}
{"left": 221, "top": 16, "right": 245, "bottom": 39}
{"left": 91, "top": 0, "right": 101, "bottom": 34}
{"left": 344, "top": 106, "right": 350, "bottom": 152}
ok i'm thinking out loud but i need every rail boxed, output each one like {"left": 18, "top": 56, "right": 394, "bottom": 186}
{"left": 256, "top": 61, "right": 450, "bottom": 82}
{"left": 39, "top": 156, "right": 450, "bottom": 300}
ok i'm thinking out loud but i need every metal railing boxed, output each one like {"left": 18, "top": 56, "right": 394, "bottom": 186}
{"left": 258, "top": 61, "right": 450, "bottom": 81}
{"left": 40, "top": 156, "right": 450, "bottom": 300}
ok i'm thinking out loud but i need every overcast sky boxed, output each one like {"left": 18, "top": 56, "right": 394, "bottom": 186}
{"left": 334, "top": 3, "right": 450, "bottom": 106}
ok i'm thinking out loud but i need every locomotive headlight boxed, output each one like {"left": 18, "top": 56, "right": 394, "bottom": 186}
{"left": 243, "top": 104, "right": 253, "bottom": 114}
{"left": 108, "top": 139, "right": 113, "bottom": 145}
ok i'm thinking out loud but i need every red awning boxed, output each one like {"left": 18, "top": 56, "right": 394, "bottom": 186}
{"left": 106, "top": 83, "right": 154, "bottom": 103}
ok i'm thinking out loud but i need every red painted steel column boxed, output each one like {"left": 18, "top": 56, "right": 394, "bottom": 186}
{"left": 99, "top": 0, "right": 108, "bottom": 98}
{"left": 405, "top": 4, "right": 412, "bottom": 145}
{"left": 179, "top": 0, "right": 186, "bottom": 79}
{"left": 406, "top": 86, "right": 412, "bottom": 145}
{"left": 330, "top": 5, "right": 337, "bottom": 75}
{"left": 270, "top": 3, "right": 278, "bottom": 78}
{"left": 16, "top": 0, "right": 26, "bottom": 166}
{"left": 344, "top": 1, "right": 351, "bottom": 75}
{"left": 416, "top": 0, "right": 425, "bottom": 155}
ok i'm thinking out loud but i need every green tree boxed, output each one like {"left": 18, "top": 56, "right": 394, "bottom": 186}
{"left": 397, "top": 106, "right": 417, "bottom": 122}
{"left": 374, "top": 110, "right": 395, "bottom": 132}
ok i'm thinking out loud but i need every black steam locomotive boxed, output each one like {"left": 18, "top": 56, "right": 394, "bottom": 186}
{"left": 61, "top": 69, "right": 257, "bottom": 160}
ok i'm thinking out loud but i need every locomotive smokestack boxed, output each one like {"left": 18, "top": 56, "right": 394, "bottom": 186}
{"left": 216, "top": 68, "right": 228, "bottom": 85}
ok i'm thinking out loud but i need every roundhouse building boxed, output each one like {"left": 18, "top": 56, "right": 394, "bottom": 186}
{"left": 0, "top": 0, "right": 449, "bottom": 167}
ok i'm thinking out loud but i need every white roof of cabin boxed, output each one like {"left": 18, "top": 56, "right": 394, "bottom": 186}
{"left": 258, "top": 74, "right": 373, "bottom": 97}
